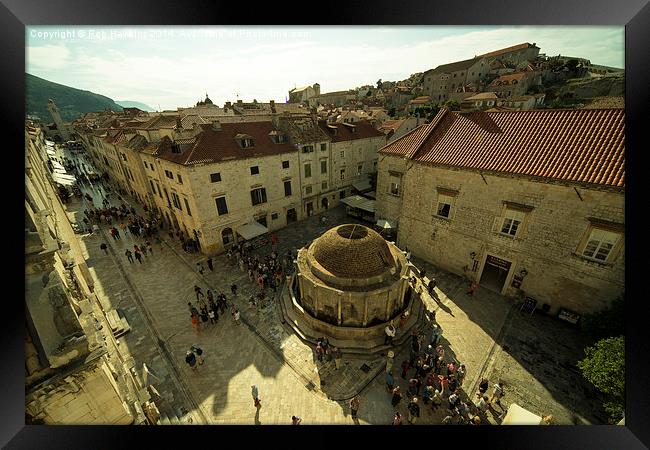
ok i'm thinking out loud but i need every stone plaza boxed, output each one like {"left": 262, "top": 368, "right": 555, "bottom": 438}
{"left": 57, "top": 146, "right": 607, "bottom": 425}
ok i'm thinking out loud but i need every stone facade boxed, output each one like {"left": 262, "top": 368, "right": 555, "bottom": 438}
{"left": 376, "top": 157, "right": 624, "bottom": 315}
{"left": 423, "top": 58, "right": 488, "bottom": 103}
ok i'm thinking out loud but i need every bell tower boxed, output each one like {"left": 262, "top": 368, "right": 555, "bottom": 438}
{"left": 47, "top": 99, "right": 70, "bottom": 140}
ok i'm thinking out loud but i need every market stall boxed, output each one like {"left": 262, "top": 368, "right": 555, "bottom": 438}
{"left": 236, "top": 221, "right": 270, "bottom": 250}
{"left": 341, "top": 195, "right": 376, "bottom": 223}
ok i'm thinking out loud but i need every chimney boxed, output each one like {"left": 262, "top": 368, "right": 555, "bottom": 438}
{"left": 237, "top": 99, "right": 243, "bottom": 105}
{"left": 225, "top": 101, "right": 232, "bottom": 108}
{"left": 211, "top": 120, "right": 221, "bottom": 132}
{"left": 270, "top": 100, "right": 276, "bottom": 114}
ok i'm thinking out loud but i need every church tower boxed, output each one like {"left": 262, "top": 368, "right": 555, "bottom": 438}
{"left": 47, "top": 99, "right": 70, "bottom": 140}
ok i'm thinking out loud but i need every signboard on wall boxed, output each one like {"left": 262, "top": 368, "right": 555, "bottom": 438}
{"left": 486, "top": 255, "right": 511, "bottom": 271}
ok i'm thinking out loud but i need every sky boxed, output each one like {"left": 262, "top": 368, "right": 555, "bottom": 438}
{"left": 26, "top": 26, "right": 624, "bottom": 111}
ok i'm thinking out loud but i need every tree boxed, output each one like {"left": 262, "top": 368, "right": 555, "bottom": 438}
{"left": 580, "top": 297, "right": 624, "bottom": 342}
{"left": 388, "top": 107, "right": 396, "bottom": 117}
{"left": 578, "top": 336, "right": 625, "bottom": 423}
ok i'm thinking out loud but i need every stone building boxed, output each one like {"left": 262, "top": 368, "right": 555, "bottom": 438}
{"left": 25, "top": 124, "right": 138, "bottom": 424}
{"left": 288, "top": 83, "right": 320, "bottom": 104}
{"left": 478, "top": 42, "right": 541, "bottom": 67}
{"left": 422, "top": 58, "right": 488, "bottom": 103}
{"left": 488, "top": 71, "right": 539, "bottom": 98}
{"left": 378, "top": 118, "right": 425, "bottom": 144}
{"left": 309, "top": 90, "right": 356, "bottom": 108}
{"left": 280, "top": 224, "right": 423, "bottom": 351}
{"left": 317, "top": 119, "right": 387, "bottom": 204}
{"left": 376, "top": 107, "right": 624, "bottom": 316}
{"left": 47, "top": 99, "right": 71, "bottom": 141}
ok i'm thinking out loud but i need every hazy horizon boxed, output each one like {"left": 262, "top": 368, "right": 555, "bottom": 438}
{"left": 26, "top": 26, "right": 624, "bottom": 111}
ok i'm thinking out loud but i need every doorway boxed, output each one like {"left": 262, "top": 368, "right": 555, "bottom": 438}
{"left": 256, "top": 214, "right": 268, "bottom": 228}
{"left": 286, "top": 208, "right": 297, "bottom": 223}
{"left": 321, "top": 197, "right": 329, "bottom": 210}
{"left": 479, "top": 255, "right": 512, "bottom": 293}
{"left": 306, "top": 202, "right": 314, "bottom": 217}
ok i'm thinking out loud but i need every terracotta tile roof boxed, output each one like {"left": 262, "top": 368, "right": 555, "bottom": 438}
{"left": 465, "top": 92, "right": 499, "bottom": 101}
{"left": 378, "top": 124, "right": 429, "bottom": 157}
{"left": 409, "top": 96, "right": 432, "bottom": 105}
{"left": 139, "top": 115, "right": 180, "bottom": 130}
{"left": 490, "top": 72, "right": 531, "bottom": 86}
{"left": 479, "top": 43, "right": 537, "bottom": 59}
{"left": 144, "top": 121, "right": 297, "bottom": 166}
{"left": 583, "top": 96, "right": 625, "bottom": 110}
{"left": 379, "top": 119, "right": 404, "bottom": 132}
{"left": 278, "top": 116, "right": 330, "bottom": 144}
{"left": 318, "top": 120, "right": 386, "bottom": 143}
{"left": 426, "top": 57, "right": 481, "bottom": 75}
{"left": 381, "top": 108, "right": 625, "bottom": 188}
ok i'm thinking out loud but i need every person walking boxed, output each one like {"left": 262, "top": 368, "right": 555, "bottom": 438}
{"left": 349, "top": 395, "right": 360, "bottom": 423}
{"left": 332, "top": 346, "right": 342, "bottom": 370}
{"left": 385, "top": 371, "right": 395, "bottom": 393}
{"left": 231, "top": 283, "right": 238, "bottom": 297}
{"left": 392, "top": 411, "right": 403, "bottom": 425}
{"left": 185, "top": 350, "right": 198, "bottom": 371}
{"left": 478, "top": 377, "right": 489, "bottom": 397}
{"left": 428, "top": 277, "right": 437, "bottom": 295}
{"left": 208, "top": 307, "right": 217, "bottom": 325}
{"left": 391, "top": 386, "right": 403, "bottom": 408}
{"left": 407, "top": 397, "right": 420, "bottom": 425}
{"left": 125, "top": 249, "right": 134, "bottom": 263}
{"left": 100, "top": 242, "right": 108, "bottom": 254}
{"left": 194, "top": 285, "right": 204, "bottom": 301}
{"left": 291, "top": 416, "right": 302, "bottom": 425}
{"left": 207, "top": 257, "right": 214, "bottom": 272}
{"left": 196, "top": 262, "right": 204, "bottom": 275}
{"left": 233, "top": 308, "right": 241, "bottom": 326}
{"left": 384, "top": 323, "right": 396, "bottom": 346}
{"left": 134, "top": 250, "right": 143, "bottom": 264}
{"left": 467, "top": 280, "right": 478, "bottom": 296}
{"left": 489, "top": 382, "right": 505, "bottom": 410}
{"left": 400, "top": 359, "right": 411, "bottom": 380}
{"left": 191, "top": 313, "right": 201, "bottom": 335}
{"left": 431, "top": 389, "right": 443, "bottom": 410}
{"left": 191, "top": 345, "right": 204, "bottom": 365}
{"left": 251, "top": 385, "right": 261, "bottom": 409}
{"left": 457, "top": 364, "right": 467, "bottom": 386}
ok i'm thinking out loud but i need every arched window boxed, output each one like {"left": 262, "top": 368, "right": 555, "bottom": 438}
{"left": 222, "top": 227, "right": 234, "bottom": 245}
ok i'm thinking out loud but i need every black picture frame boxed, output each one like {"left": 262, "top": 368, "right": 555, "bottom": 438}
{"left": 7, "top": 0, "right": 649, "bottom": 448}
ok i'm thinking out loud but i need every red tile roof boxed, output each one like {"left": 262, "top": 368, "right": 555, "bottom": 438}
{"left": 142, "top": 121, "right": 296, "bottom": 165}
{"left": 479, "top": 43, "right": 537, "bottom": 59}
{"left": 489, "top": 72, "right": 531, "bottom": 86}
{"left": 318, "top": 120, "right": 385, "bottom": 143}
{"left": 379, "top": 108, "right": 625, "bottom": 188}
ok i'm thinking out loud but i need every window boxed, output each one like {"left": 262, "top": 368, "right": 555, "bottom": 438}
{"left": 215, "top": 196, "right": 228, "bottom": 215}
{"left": 251, "top": 187, "right": 267, "bottom": 205}
{"left": 183, "top": 198, "right": 192, "bottom": 216}
{"left": 304, "top": 163, "right": 311, "bottom": 178}
{"left": 302, "top": 145, "right": 314, "bottom": 153}
{"left": 305, "top": 186, "right": 312, "bottom": 195}
{"left": 581, "top": 228, "right": 621, "bottom": 262}
{"left": 165, "top": 170, "right": 174, "bottom": 179}
{"left": 436, "top": 193, "right": 454, "bottom": 218}
{"left": 171, "top": 192, "right": 182, "bottom": 210}
{"left": 177, "top": 174, "right": 183, "bottom": 184}
{"left": 163, "top": 188, "right": 171, "bottom": 207}
{"left": 271, "top": 213, "right": 278, "bottom": 220}
{"left": 500, "top": 209, "right": 525, "bottom": 237}
{"left": 210, "top": 172, "right": 221, "bottom": 183}
{"left": 121, "top": 153, "right": 127, "bottom": 162}
{"left": 340, "top": 190, "right": 346, "bottom": 199}
{"left": 144, "top": 161, "right": 148, "bottom": 169}
{"left": 222, "top": 227, "right": 233, "bottom": 244}
{"left": 340, "top": 168, "right": 345, "bottom": 180}
{"left": 321, "top": 143, "right": 327, "bottom": 151}
{"left": 155, "top": 182, "right": 162, "bottom": 198}
{"left": 389, "top": 172, "right": 401, "bottom": 196}
{"left": 282, "top": 160, "right": 290, "bottom": 169}
{"left": 250, "top": 166, "right": 259, "bottom": 175}
{"left": 357, "top": 164, "right": 363, "bottom": 176}
{"left": 149, "top": 180, "right": 155, "bottom": 193}
{"left": 340, "top": 151, "right": 345, "bottom": 158}
{"left": 322, "top": 181, "right": 328, "bottom": 190}
{"left": 150, "top": 164, "right": 155, "bottom": 171}
{"left": 240, "top": 138, "right": 254, "bottom": 148}
{"left": 284, "top": 180, "right": 292, "bottom": 197}
{"left": 321, "top": 160, "right": 327, "bottom": 174}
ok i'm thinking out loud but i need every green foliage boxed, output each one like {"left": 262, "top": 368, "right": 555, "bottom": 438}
{"left": 26, "top": 73, "right": 123, "bottom": 122}
{"left": 580, "top": 297, "right": 624, "bottom": 342}
{"left": 578, "top": 336, "right": 625, "bottom": 423}
{"left": 388, "top": 107, "right": 396, "bottom": 117}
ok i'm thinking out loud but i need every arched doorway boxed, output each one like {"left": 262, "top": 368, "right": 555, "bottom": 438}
{"left": 321, "top": 197, "right": 329, "bottom": 210}
{"left": 222, "top": 227, "right": 234, "bottom": 247}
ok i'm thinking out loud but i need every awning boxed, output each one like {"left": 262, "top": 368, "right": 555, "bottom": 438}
{"left": 341, "top": 195, "right": 376, "bottom": 213}
{"left": 376, "top": 219, "right": 397, "bottom": 229}
{"left": 237, "top": 221, "right": 269, "bottom": 240}
{"left": 352, "top": 179, "right": 372, "bottom": 193}
{"left": 46, "top": 148, "right": 56, "bottom": 156}
{"left": 501, "top": 403, "right": 543, "bottom": 425}
{"left": 53, "top": 167, "right": 68, "bottom": 175}
{"left": 51, "top": 160, "right": 65, "bottom": 171}
{"left": 52, "top": 173, "right": 76, "bottom": 186}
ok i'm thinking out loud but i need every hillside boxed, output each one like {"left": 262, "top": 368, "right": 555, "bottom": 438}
{"left": 115, "top": 100, "right": 156, "bottom": 112}
{"left": 26, "top": 73, "right": 123, "bottom": 122}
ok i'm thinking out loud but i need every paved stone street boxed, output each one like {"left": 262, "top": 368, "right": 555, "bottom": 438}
{"left": 58, "top": 147, "right": 608, "bottom": 425}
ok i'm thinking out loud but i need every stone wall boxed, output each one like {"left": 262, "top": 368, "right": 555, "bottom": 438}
{"left": 377, "top": 159, "right": 624, "bottom": 315}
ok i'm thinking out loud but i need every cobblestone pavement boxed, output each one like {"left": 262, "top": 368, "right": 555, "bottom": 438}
{"left": 62, "top": 149, "right": 605, "bottom": 425}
